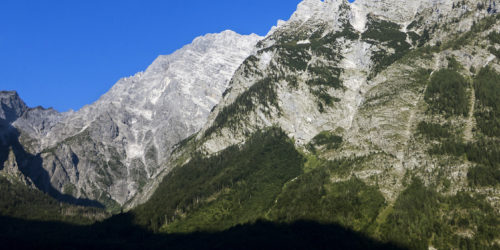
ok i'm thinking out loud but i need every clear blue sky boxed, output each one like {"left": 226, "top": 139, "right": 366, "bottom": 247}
{"left": 0, "top": 0, "right": 354, "bottom": 112}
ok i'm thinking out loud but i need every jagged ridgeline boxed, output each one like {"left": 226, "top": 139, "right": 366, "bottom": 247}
{"left": 2, "top": 0, "right": 500, "bottom": 249}
{"left": 130, "top": 0, "right": 500, "bottom": 249}
{"left": 0, "top": 31, "right": 262, "bottom": 212}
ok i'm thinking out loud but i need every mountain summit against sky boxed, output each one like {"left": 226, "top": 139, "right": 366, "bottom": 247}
{"left": 1, "top": 0, "right": 500, "bottom": 248}
{"left": 133, "top": 0, "right": 500, "bottom": 248}
{"left": 1, "top": 30, "right": 261, "bottom": 207}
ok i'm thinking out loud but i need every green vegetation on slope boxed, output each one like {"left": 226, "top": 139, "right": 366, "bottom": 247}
{"left": 417, "top": 121, "right": 451, "bottom": 139}
{"left": 275, "top": 25, "right": 357, "bottom": 109}
{"left": 474, "top": 66, "right": 500, "bottom": 137}
{"left": 488, "top": 31, "right": 500, "bottom": 44}
{"left": 381, "top": 179, "right": 500, "bottom": 249}
{"left": 362, "top": 16, "right": 411, "bottom": 78}
{"left": 417, "top": 67, "right": 500, "bottom": 187}
{"left": 489, "top": 46, "right": 500, "bottom": 58}
{"left": 0, "top": 176, "right": 106, "bottom": 225}
{"left": 275, "top": 44, "right": 312, "bottom": 72}
{"left": 133, "top": 128, "right": 304, "bottom": 232}
{"left": 307, "top": 65, "right": 344, "bottom": 90}
{"left": 380, "top": 179, "right": 442, "bottom": 249}
{"left": 431, "top": 139, "right": 500, "bottom": 187}
{"left": 444, "top": 14, "right": 500, "bottom": 50}
{"left": 270, "top": 173, "right": 385, "bottom": 233}
{"left": 424, "top": 68, "right": 469, "bottom": 117}
{"left": 307, "top": 131, "right": 343, "bottom": 152}
{"left": 133, "top": 127, "right": 500, "bottom": 247}
{"left": 447, "top": 56, "right": 463, "bottom": 71}
{"left": 362, "top": 16, "right": 405, "bottom": 43}
{"left": 204, "top": 77, "right": 280, "bottom": 137}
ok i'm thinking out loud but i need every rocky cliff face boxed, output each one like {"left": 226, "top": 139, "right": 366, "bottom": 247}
{"left": 1, "top": 31, "right": 261, "bottom": 208}
{"left": 0, "top": 91, "right": 28, "bottom": 125}
{"left": 193, "top": 0, "right": 498, "bottom": 186}
{"left": 128, "top": 1, "right": 500, "bottom": 246}
{"left": 197, "top": 0, "right": 484, "bottom": 151}
{"left": 2, "top": 0, "right": 500, "bottom": 247}
{"left": 0, "top": 91, "right": 27, "bottom": 176}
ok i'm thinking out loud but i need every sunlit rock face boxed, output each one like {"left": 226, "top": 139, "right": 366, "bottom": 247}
{"left": 2, "top": 31, "right": 261, "bottom": 207}
{"left": 3, "top": 0, "right": 499, "bottom": 214}
{"left": 165, "top": 0, "right": 500, "bottom": 213}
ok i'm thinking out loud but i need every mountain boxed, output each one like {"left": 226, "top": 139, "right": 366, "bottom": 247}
{"left": 0, "top": 31, "right": 261, "bottom": 209}
{"left": 1, "top": 91, "right": 28, "bottom": 182}
{"left": 2, "top": 0, "right": 500, "bottom": 248}
{"left": 0, "top": 91, "right": 28, "bottom": 124}
{"left": 129, "top": 0, "right": 500, "bottom": 248}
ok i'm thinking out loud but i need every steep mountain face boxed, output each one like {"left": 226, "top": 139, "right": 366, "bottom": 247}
{"left": 0, "top": 91, "right": 28, "bottom": 125}
{"left": 2, "top": 0, "right": 500, "bottom": 248}
{"left": 196, "top": 0, "right": 466, "bottom": 154}
{"left": 0, "top": 91, "right": 27, "bottom": 179}
{"left": 2, "top": 31, "right": 261, "bottom": 208}
{"left": 199, "top": 0, "right": 361, "bottom": 152}
{"left": 132, "top": 0, "right": 500, "bottom": 248}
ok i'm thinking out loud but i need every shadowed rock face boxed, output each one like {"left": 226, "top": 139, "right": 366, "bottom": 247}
{"left": 1, "top": 91, "right": 27, "bottom": 173}
{"left": 0, "top": 105, "right": 103, "bottom": 207}
{"left": 1, "top": 32, "right": 262, "bottom": 208}
{"left": 0, "top": 91, "right": 27, "bottom": 125}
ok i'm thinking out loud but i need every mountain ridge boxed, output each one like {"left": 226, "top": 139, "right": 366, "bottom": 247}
{"left": 127, "top": 1, "right": 500, "bottom": 248}
{"left": 1, "top": 0, "right": 500, "bottom": 248}
{"left": 1, "top": 30, "right": 262, "bottom": 207}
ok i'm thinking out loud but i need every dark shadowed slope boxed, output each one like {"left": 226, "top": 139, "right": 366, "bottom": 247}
{"left": 0, "top": 214, "right": 403, "bottom": 250}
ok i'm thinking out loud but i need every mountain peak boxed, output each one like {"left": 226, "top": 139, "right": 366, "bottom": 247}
{"left": 139, "top": 30, "right": 261, "bottom": 77}
{"left": 0, "top": 90, "right": 20, "bottom": 99}
{"left": 189, "top": 30, "right": 262, "bottom": 52}
{"left": 0, "top": 90, "right": 28, "bottom": 124}
{"left": 353, "top": 0, "right": 452, "bottom": 24}
{"left": 288, "top": 0, "right": 452, "bottom": 32}
{"left": 290, "top": 0, "right": 347, "bottom": 23}
{"left": 23, "top": 28, "right": 262, "bottom": 206}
